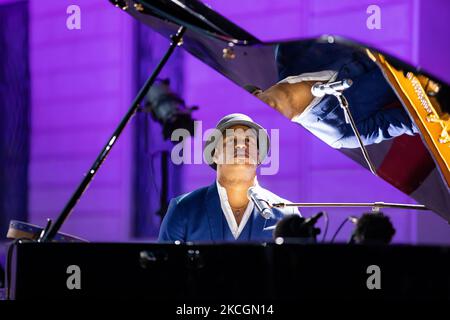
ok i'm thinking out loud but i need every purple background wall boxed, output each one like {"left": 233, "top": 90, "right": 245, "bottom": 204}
{"left": 2, "top": 0, "right": 449, "bottom": 244}
{"left": 27, "top": 0, "right": 135, "bottom": 241}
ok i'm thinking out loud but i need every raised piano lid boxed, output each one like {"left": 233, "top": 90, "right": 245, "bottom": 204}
{"left": 110, "top": 0, "right": 450, "bottom": 222}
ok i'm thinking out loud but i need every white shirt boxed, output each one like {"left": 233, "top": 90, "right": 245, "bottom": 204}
{"left": 216, "top": 180, "right": 255, "bottom": 239}
{"left": 277, "top": 70, "right": 338, "bottom": 122}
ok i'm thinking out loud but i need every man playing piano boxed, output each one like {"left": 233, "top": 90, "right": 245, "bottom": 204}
{"left": 158, "top": 113, "right": 299, "bottom": 242}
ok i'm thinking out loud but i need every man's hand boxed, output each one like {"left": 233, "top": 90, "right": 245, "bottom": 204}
{"left": 253, "top": 81, "right": 316, "bottom": 120}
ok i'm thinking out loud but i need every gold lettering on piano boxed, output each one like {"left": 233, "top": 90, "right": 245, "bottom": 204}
{"left": 369, "top": 49, "right": 450, "bottom": 188}
{"left": 407, "top": 72, "right": 450, "bottom": 145}
{"left": 426, "top": 114, "right": 450, "bottom": 144}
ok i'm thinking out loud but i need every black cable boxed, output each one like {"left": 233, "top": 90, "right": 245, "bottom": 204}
{"left": 150, "top": 151, "right": 162, "bottom": 197}
{"left": 144, "top": 111, "right": 161, "bottom": 198}
{"left": 321, "top": 211, "right": 329, "bottom": 243}
{"left": 330, "top": 217, "right": 350, "bottom": 243}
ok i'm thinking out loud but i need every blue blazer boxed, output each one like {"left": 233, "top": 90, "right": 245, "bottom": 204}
{"left": 158, "top": 183, "right": 299, "bottom": 243}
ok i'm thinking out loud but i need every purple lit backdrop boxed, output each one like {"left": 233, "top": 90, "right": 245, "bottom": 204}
{"left": 27, "top": 0, "right": 135, "bottom": 241}
{"left": 2, "top": 0, "right": 448, "bottom": 243}
{"left": 0, "top": 0, "right": 29, "bottom": 239}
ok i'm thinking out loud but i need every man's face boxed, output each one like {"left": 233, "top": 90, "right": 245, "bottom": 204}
{"left": 213, "top": 125, "right": 259, "bottom": 168}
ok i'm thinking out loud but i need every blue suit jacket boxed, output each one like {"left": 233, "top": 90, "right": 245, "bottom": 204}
{"left": 158, "top": 183, "right": 299, "bottom": 243}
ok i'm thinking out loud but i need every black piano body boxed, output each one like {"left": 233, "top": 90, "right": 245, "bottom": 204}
{"left": 7, "top": 241, "right": 450, "bottom": 300}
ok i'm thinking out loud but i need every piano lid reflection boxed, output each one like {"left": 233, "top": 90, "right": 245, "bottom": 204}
{"left": 112, "top": 0, "right": 450, "bottom": 222}
{"left": 252, "top": 41, "right": 419, "bottom": 149}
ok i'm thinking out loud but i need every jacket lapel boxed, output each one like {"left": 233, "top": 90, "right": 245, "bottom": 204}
{"left": 250, "top": 186, "right": 280, "bottom": 239}
{"left": 250, "top": 208, "right": 278, "bottom": 239}
{"left": 204, "top": 183, "right": 224, "bottom": 241}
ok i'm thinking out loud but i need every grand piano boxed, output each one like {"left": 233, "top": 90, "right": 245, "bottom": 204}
{"left": 5, "top": 0, "right": 450, "bottom": 301}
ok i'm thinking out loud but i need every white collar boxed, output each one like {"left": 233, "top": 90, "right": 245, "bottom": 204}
{"left": 216, "top": 179, "right": 257, "bottom": 239}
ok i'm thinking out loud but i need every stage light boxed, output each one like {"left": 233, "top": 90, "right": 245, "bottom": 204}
{"left": 143, "top": 78, "right": 198, "bottom": 140}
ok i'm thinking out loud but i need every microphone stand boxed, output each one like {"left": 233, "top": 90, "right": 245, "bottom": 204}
{"left": 38, "top": 26, "right": 187, "bottom": 242}
{"left": 272, "top": 201, "right": 428, "bottom": 212}
{"left": 333, "top": 90, "right": 378, "bottom": 176}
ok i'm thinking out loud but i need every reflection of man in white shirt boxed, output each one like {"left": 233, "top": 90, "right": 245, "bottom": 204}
{"left": 249, "top": 42, "right": 418, "bottom": 149}
{"left": 251, "top": 70, "right": 337, "bottom": 123}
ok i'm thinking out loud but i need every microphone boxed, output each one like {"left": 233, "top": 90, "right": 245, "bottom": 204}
{"left": 273, "top": 212, "right": 323, "bottom": 242}
{"left": 348, "top": 216, "right": 359, "bottom": 224}
{"left": 311, "top": 79, "right": 353, "bottom": 97}
{"left": 247, "top": 186, "right": 272, "bottom": 219}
